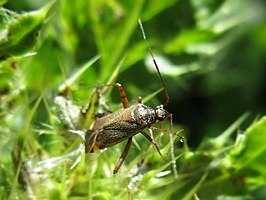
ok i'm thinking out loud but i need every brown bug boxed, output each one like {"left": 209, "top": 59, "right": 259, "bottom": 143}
{"left": 85, "top": 19, "right": 178, "bottom": 174}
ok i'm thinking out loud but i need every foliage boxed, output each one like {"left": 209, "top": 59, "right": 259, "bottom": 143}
{"left": 0, "top": 0, "right": 266, "bottom": 199}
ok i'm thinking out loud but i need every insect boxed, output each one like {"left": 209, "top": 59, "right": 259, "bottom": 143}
{"left": 85, "top": 19, "right": 179, "bottom": 174}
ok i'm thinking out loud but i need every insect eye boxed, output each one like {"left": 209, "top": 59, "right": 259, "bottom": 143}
{"left": 155, "top": 105, "right": 168, "bottom": 121}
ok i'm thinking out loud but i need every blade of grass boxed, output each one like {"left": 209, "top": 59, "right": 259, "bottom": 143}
{"left": 58, "top": 55, "right": 100, "bottom": 93}
{"left": 181, "top": 173, "right": 208, "bottom": 200}
{"left": 99, "top": 0, "right": 145, "bottom": 82}
{"left": 142, "top": 88, "right": 163, "bottom": 104}
{"left": 10, "top": 95, "right": 43, "bottom": 199}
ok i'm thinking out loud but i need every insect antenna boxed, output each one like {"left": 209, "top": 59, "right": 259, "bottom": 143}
{"left": 138, "top": 19, "right": 170, "bottom": 107}
{"left": 139, "top": 19, "right": 179, "bottom": 178}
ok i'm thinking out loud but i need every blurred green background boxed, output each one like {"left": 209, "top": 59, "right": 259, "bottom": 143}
{"left": 4, "top": 0, "right": 266, "bottom": 146}
{"left": 1, "top": 0, "right": 266, "bottom": 199}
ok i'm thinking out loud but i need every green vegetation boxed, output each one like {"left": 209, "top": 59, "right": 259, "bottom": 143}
{"left": 1, "top": 0, "right": 266, "bottom": 199}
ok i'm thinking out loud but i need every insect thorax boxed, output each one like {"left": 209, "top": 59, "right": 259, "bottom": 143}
{"left": 131, "top": 104, "right": 156, "bottom": 126}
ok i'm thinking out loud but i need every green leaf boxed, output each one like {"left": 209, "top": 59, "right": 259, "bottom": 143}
{"left": 230, "top": 116, "right": 266, "bottom": 173}
{"left": 0, "top": 1, "right": 54, "bottom": 62}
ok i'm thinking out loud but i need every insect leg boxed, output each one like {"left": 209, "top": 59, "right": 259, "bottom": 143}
{"left": 148, "top": 113, "right": 183, "bottom": 137}
{"left": 149, "top": 115, "right": 180, "bottom": 178}
{"left": 140, "top": 130, "right": 165, "bottom": 160}
{"left": 101, "top": 83, "right": 132, "bottom": 174}
{"left": 167, "top": 113, "right": 178, "bottom": 178}
{"left": 148, "top": 125, "right": 180, "bottom": 135}
{"left": 113, "top": 137, "right": 132, "bottom": 174}
{"left": 104, "top": 83, "right": 130, "bottom": 108}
